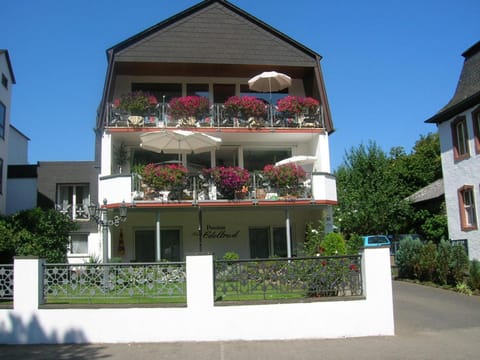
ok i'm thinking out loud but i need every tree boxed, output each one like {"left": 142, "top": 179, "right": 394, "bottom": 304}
{"left": 334, "top": 141, "right": 410, "bottom": 236}
{"left": 1, "top": 208, "right": 77, "bottom": 263}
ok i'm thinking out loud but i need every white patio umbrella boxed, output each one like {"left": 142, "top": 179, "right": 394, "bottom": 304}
{"left": 140, "top": 129, "right": 222, "bottom": 154}
{"left": 274, "top": 155, "right": 317, "bottom": 167}
{"left": 248, "top": 71, "right": 292, "bottom": 95}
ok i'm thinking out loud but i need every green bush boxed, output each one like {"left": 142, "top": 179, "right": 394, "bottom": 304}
{"left": 303, "top": 221, "right": 325, "bottom": 256}
{"left": 468, "top": 260, "right": 480, "bottom": 291}
{"left": 396, "top": 237, "right": 423, "bottom": 279}
{"left": 223, "top": 251, "right": 240, "bottom": 261}
{"left": 320, "top": 232, "right": 346, "bottom": 256}
{"left": 436, "top": 240, "right": 452, "bottom": 285}
{"left": 418, "top": 241, "right": 437, "bottom": 281}
{"left": 346, "top": 234, "right": 362, "bottom": 254}
{"left": 449, "top": 245, "right": 469, "bottom": 284}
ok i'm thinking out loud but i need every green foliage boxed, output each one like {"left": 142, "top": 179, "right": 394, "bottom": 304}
{"left": 303, "top": 221, "right": 325, "bottom": 256}
{"left": 436, "top": 240, "right": 452, "bottom": 285}
{"left": 223, "top": 252, "right": 240, "bottom": 261}
{"left": 320, "top": 232, "right": 347, "bottom": 256}
{"left": 417, "top": 241, "right": 437, "bottom": 281}
{"left": 468, "top": 260, "right": 480, "bottom": 291}
{"left": 449, "top": 245, "right": 469, "bottom": 284}
{"left": 335, "top": 133, "right": 443, "bottom": 238}
{"left": 346, "top": 234, "right": 363, "bottom": 254}
{"left": 335, "top": 141, "right": 410, "bottom": 236}
{"left": 0, "top": 208, "right": 77, "bottom": 263}
{"left": 396, "top": 237, "right": 423, "bottom": 279}
{"left": 455, "top": 282, "right": 472, "bottom": 296}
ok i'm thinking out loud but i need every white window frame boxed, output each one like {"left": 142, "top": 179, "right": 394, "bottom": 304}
{"left": 56, "top": 184, "right": 90, "bottom": 221}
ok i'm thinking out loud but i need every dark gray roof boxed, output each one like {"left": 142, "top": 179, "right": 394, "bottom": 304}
{"left": 406, "top": 178, "right": 444, "bottom": 203}
{"left": 425, "top": 41, "right": 480, "bottom": 124}
{"left": 0, "top": 49, "right": 16, "bottom": 84}
{"left": 108, "top": 0, "right": 322, "bottom": 63}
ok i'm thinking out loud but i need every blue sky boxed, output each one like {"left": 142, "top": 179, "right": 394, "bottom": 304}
{"left": 3, "top": 0, "right": 479, "bottom": 170}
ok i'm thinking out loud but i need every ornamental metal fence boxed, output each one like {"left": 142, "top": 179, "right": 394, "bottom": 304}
{"left": 0, "top": 264, "right": 14, "bottom": 300}
{"left": 214, "top": 255, "right": 363, "bottom": 302}
{"left": 43, "top": 262, "right": 186, "bottom": 304}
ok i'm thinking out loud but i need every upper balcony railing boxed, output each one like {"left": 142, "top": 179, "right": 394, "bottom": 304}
{"left": 106, "top": 103, "right": 325, "bottom": 129}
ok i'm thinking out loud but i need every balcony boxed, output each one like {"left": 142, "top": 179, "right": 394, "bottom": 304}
{"left": 106, "top": 103, "right": 325, "bottom": 130}
{"left": 99, "top": 172, "right": 337, "bottom": 207}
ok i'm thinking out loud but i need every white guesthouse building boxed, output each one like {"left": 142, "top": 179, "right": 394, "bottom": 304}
{"left": 426, "top": 40, "right": 480, "bottom": 260}
{"left": 89, "top": 0, "right": 337, "bottom": 263}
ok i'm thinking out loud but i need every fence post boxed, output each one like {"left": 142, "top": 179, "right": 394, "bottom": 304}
{"left": 13, "top": 257, "right": 45, "bottom": 311}
{"left": 186, "top": 254, "right": 214, "bottom": 309}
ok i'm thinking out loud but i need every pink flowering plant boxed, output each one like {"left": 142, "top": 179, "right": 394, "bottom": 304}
{"left": 168, "top": 96, "right": 210, "bottom": 119}
{"left": 113, "top": 91, "right": 158, "bottom": 115}
{"left": 204, "top": 166, "right": 250, "bottom": 199}
{"left": 224, "top": 96, "right": 267, "bottom": 118}
{"left": 276, "top": 96, "right": 319, "bottom": 115}
{"left": 141, "top": 163, "right": 188, "bottom": 190}
{"left": 262, "top": 163, "right": 306, "bottom": 190}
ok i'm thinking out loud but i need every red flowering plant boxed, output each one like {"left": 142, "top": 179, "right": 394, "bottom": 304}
{"left": 276, "top": 96, "right": 319, "bottom": 115}
{"left": 168, "top": 96, "right": 210, "bottom": 120}
{"left": 141, "top": 163, "right": 188, "bottom": 191}
{"left": 224, "top": 96, "right": 267, "bottom": 119}
{"left": 262, "top": 164, "right": 306, "bottom": 192}
{"left": 113, "top": 91, "right": 158, "bottom": 115}
{"left": 203, "top": 166, "right": 250, "bottom": 199}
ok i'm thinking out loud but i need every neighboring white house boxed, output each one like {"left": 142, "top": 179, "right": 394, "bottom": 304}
{"left": 426, "top": 40, "right": 480, "bottom": 260}
{"left": 91, "top": 0, "right": 337, "bottom": 262}
{"left": 0, "top": 49, "right": 16, "bottom": 215}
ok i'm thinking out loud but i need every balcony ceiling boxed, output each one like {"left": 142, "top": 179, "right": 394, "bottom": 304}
{"left": 113, "top": 62, "right": 314, "bottom": 79}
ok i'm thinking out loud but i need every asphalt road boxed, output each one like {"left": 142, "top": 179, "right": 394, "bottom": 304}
{"left": 1, "top": 281, "right": 480, "bottom": 359}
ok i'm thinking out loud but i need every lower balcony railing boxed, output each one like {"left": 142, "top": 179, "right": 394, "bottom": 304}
{"left": 99, "top": 172, "right": 336, "bottom": 206}
{"left": 106, "top": 103, "right": 325, "bottom": 129}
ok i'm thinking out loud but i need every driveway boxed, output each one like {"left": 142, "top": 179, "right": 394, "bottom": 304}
{"left": 1, "top": 281, "right": 480, "bottom": 359}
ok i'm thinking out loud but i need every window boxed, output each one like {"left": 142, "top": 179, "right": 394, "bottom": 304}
{"left": 187, "top": 83, "right": 209, "bottom": 98}
{"left": 458, "top": 186, "right": 477, "bottom": 230}
{"left": 243, "top": 148, "right": 291, "bottom": 171}
{"left": 1, "top": 74, "right": 7, "bottom": 89}
{"left": 249, "top": 227, "right": 293, "bottom": 258}
{"left": 473, "top": 107, "right": 480, "bottom": 154}
{"left": 240, "top": 84, "right": 288, "bottom": 106}
{"left": 451, "top": 116, "right": 469, "bottom": 160}
{"left": 56, "top": 184, "right": 90, "bottom": 220}
{"left": 70, "top": 233, "right": 88, "bottom": 254}
{"left": 0, "top": 101, "right": 5, "bottom": 139}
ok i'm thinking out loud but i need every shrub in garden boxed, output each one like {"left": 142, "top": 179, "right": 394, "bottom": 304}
{"left": 468, "top": 260, "right": 480, "bottom": 291}
{"left": 223, "top": 251, "right": 240, "bottom": 261}
{"left": 449, "top": 245, "right": 469, "bottom": 285}
{"left": 303, "top": 221, "right": 325, "bottom": 256}
{"left": 320, "top": 232, "right": 347, "bottom": 256}
{"left": 436, "top": 240, "right": 452, "bottom": 285}
{"left": 418, "top": 241, "right": 437, "bottom": 282}
{"left": 396, "top": 237, "right": 423, "bottom": 279}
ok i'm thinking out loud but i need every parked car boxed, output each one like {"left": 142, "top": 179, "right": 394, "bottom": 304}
{"left": 362, "top": 235, "right": 391, "bottom": 247}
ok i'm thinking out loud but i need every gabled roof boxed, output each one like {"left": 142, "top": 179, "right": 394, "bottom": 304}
{"left": 107, "top": 0, "right": 322, "bottom": 62}
{"left": 0, "top": 49, "right": 16, "bottom": 84}
{"left": 425, "top": 41, "right": 480, "bottom": 124}
{"left": 405, "top": 178, "right": 444, "bottom": 204}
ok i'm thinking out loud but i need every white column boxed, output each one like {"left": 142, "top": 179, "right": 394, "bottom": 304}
{"left": 285, "top": 210, "right": 292, "bottom": 258}
{"left": 186, "top": 254, "right": 214, "bottom": 309}
{"left": 13, "top": 257, "right": 44, "bottom": 311}
{"left": 156, "top": 210, "right": 161, "bottom": 261}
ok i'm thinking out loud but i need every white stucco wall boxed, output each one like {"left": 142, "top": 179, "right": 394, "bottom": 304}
{"left": 438, "top": 107, "right": 480, "bottom": 260}
{"left": 0, "top": 248, "right": 394, "bottom": 344}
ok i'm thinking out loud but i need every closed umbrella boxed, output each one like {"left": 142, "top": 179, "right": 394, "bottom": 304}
{"left": 274, "top": 155, "right": 317, "bottom": 167}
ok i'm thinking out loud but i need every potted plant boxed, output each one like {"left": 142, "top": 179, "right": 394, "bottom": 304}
{"left": 168, "top": 96, "right": 210, "bottom": 126}
{"left": 276, "top": 96, "right": 319, "bottom": 115}
{"left": 203, "top": 166, "right": 250, "bottom": 199}
{"left": 262, "top": 163, "right": 306, "bottom": 196}
{"left": 113, "top": 91, "right": 159, "bottom": 126}
{"left": 141, "top": 163, "right": 188, "bottom": 200}
{"left": 224, "top": 96, "right": 267, "bottom": 126}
